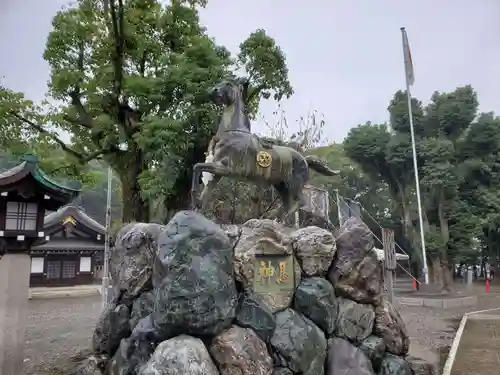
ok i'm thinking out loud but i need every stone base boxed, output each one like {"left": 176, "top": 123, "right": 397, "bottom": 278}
{"left": 398, "top": 296, "right": 477, "bottom": 309}
{"left": 83, "top": 214, "right": 434, "bottom": 375}
{"left": 0, "top": 253, "right": 31, "bottom": 375}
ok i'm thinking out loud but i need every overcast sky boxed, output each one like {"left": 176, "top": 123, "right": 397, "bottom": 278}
{"left": 1, "top": 0, "right": 499, "bottom": 142}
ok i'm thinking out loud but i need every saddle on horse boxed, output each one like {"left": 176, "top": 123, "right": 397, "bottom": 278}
{"left": 257, "top": 136, "right": 302, "bottom": 152}
{"left": 257, "top": 136, "right": 276, "bottom": 149}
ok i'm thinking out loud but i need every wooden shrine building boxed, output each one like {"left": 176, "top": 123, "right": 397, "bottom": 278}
{"left": 30, "top": 205, "right": 105, "bottom": 287}
{"left": 0, "top": 154, "right": 81, "bottom": 254}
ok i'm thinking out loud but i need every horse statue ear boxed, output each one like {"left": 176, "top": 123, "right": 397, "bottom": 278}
{"left": 236, "top": 78, "right": 250, "bottom": 100}
{"left": 235, "top": 77, "right": 249, "bottom": 87}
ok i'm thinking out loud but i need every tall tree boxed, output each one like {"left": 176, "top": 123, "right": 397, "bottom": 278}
{"left": 458, "top": 111, "right": 500, "bottom": 270}
{"left": 343, "top": 121, "right": 419, "bottom": 253}
{"left": 417, "top": 86, "right": 480, "bottom": 287}
{"left": 344, "top": 85, "right": 499, "bottom": 289}
{"left": 0, "top": 0, "right": 292, "bottom": 222}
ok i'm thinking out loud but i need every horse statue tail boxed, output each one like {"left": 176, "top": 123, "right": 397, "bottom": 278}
{"left": 305, "top": 155, "right": 340, "bottom": 176}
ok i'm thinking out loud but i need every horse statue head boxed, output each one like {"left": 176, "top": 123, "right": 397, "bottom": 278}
{"left": 209, "top": 78, "right": 249, "bottom": 106}
{"left": 209, "top": 78, "right": 251, "bottom": 132}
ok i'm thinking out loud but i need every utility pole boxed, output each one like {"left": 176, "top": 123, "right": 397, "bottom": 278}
{"left": 101, "top": 166, "right": 112, "bottom": 309}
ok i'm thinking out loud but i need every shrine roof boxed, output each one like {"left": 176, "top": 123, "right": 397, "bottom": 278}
{"left": 0, "top": 154, "right": 82, "bottom": 202}
{"left": 31, "top": 240, "right": 104, "bottom": 252}
{"left": 44, "top": 205, "right": 105, "bottom": 235}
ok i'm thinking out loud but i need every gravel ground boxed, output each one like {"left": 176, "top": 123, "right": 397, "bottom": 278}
{"left": 22, "top": 289, "right": 500, "bottom": 375}
{"left": 400, "top": 289, "right": 500, "bottom": 369}
{"left": 23, "top": 296, "right": 102, "bottom": 375}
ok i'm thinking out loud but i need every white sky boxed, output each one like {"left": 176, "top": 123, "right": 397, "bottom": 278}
{"left": 1, "top": 0, "right": 499, "bottom": 142}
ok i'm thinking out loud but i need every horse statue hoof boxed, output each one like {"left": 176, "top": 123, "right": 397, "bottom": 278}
{"left": 190, "top": 190, "right": 200, "bottom": 209}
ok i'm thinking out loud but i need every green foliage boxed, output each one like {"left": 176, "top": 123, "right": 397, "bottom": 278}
{"left": 344, "top": 85, "right": 500, "bottom": 287}
{"left": 388, "top": 90, "right": 425, "bottom": 136}
{"left": 238, "top": 30, "right": 293, "bottom": 116}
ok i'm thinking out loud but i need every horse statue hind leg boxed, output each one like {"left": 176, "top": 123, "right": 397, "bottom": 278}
{"left": 263, "top": 182, "right": 304, "bottom": 223}
{"left": 262, "top": 152, "right": 340, "bottom": 223}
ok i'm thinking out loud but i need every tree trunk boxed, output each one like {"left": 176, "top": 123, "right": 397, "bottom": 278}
{"left": 113, "top": 148, "right": 150, "bottom": 223}
{"left": 119, "top": 170, "right": 149, "bottom": 223}
{"left": 443, "top": 263, "right": 454, "bottom": 289}
{"left": 121, "top": 178, "right": 148, "bottom": 222}
{"left": 437, "top": 198, "right": 449, "bottom": 243}
{"left": 400, "top": 198, "right": 416, "bottom": 253}
{"left": 431, "top": 255, "right": 454, "bottom": 291}
{"left": 437, "top": 196, "right": 453, "bottom": 290}
{"left": 431, "top": 257, "right": 444, "bottom": 289}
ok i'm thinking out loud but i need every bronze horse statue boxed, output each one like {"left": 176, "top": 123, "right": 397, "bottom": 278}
{"left": 191, "top": 78, "right": 339, "bottom": 221}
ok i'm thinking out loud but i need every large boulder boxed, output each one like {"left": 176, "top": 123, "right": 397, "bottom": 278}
{"left": 138, "top": 335, "right": 219, "bottom": 375}
{"left": 108, "top": 338, "right": 134, "bottom": 375}
{"left": 326, "top": 337, "right": 375, "bottom": 375}
{"left": 233, "top": 219, "right": 293, "bottom": 287}
{"left": 335, "top": 297, "right": 375, "bottom": 343}
{"left": 292, "top": 226, "right": 336, "bottom": 277}
{"left": 328, "top": 218, "right": 382, "bottom": 305}
{"left": 210, "top": 325, "right": 274, "bottom": 375}
{"left": 220, "top": 224, "right": 242, "bottom": 250}
{"left": 152, "top": 211, "right": 237, "bottom": 339}
{"left": 129, "top": 291, "right": 155, "bottom": 331}
{"left": 293, "top": 277, "right": 337, "bottom": 335}
{"left": 359, "top": 335, "right": 386, "bottom": 371}
{"left": 373, "top": 301, "right": 410, "bottom": 356}
{"left": 270, "top": 308, "right": 327, "bottom": 375}
{"left": 235, "top": 292, "right": 276, "bottom": 343}
{"left": 273, "top": 368, "right": 293, "bottom": 375}
{"left": 110, "top": 222, "right": 165, "bottom": 304}
{"left": 92, "top": 304, "right": 130, "bottom": 356}
{"left": 129, "top": 315, "right": 161, "bottom": 368}
{"left": 406, "top": 356, "right": 438, "bottom": 375}
{"left": 69, "top": 355, "right": 107, "bottom": 375}
{"left": 83, "top": 211, "right": 436, "bottom": 375}
{"left": 378, "top": 354, "right": 413, "bottom": 375}
{"left": 233, "top": 219, "right": 301, "bottom": 312}
{"left": 108, "top": 315, "right": 160, "bottom": 375}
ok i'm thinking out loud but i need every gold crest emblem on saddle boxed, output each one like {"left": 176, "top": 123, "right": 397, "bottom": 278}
{"left": 256, "top": 150, "right": 272, "bottom": 168}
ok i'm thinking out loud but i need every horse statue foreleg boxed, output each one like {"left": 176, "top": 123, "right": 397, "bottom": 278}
{"left": 199, "top": 175, "right": 221, "bottom": 208}
{"left": 191, "top": 162, "right": 229, "bottom": 209}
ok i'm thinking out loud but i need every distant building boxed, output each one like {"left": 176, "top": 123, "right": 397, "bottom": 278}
{"left": 30, "top": 205, "right": 105, "bottom": 287}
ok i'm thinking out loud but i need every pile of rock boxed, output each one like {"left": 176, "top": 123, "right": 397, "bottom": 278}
{"left": 74, "top": 212, "right": 434, "bottom": 375}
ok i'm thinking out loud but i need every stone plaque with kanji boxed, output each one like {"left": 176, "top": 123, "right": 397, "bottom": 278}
{"left": 253, "top": 254, "right": 295, "bottom": 295}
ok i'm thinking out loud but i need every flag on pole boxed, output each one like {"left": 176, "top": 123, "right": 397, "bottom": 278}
{"left": 401, "top": 27, "right": 415, "bottom": 86}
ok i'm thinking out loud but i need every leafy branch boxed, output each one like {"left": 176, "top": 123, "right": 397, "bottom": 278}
{"left": 9, "top": 110, "right": 114, "bottom": 164}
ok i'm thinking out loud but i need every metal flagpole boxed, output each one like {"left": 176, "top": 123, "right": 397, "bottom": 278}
{"left": 401, "top": 27, "right": 429, "bottom": 284}
{"left": 101, "top": 166, "right": 113, "bottom": 308}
